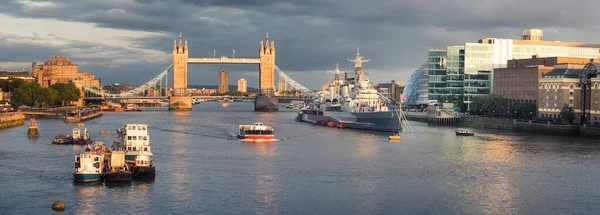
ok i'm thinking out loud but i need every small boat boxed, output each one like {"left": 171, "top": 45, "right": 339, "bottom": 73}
{"left": 131, "top": 152, "right": 156, "bottom": 179}
{"left": 72, "top": 128, "right": 92, "bottom": 145}
{"left": 237, "top": 122, "right": 276, "bottom": 141}
{"left": 77, "top": 122, "right": 84, "bottom": 127}
{"left": 389, "top": 133, "right": 401, "bottom": 140}
{"left": 221, "top": 102, "right": 229, "bottom": 108}
{"left": 103, "top": 151, "right": 132, "bottom": 182}
{"left": 455, "top": 128, "right": 474, "bottom": 136}
{"left": 73, "top": 151, "right": 104, "bottom": 182}
{"left": 52, "top": 134, "right": 73, "bottom": 144}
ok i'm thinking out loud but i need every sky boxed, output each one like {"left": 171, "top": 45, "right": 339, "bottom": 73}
{"left": 1, "top": 0, "right": 600, "bottom": 89}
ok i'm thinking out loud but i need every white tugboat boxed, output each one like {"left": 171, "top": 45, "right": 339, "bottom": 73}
{"left": 117, "top": 124, "right": 155, "bottom": 178}
{"left": 72, "top": 127, "right": 91, "bottom": 145}
{"left": 73, "top": 152, "right": 104, "bottom": 182}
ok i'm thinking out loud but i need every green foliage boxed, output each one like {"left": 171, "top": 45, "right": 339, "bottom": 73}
{"left": 8, "top": 78, "right": 26, "bottom": 92}
{"left": 0, "top": 79, "right": 7, "bottom": 92}
{"left": 468, "top": 94, "right": 509, "bottom": 117}
{"left": 511, "top": 102, "right": 537, "bottom": 119}
{"left": 50, "top": 81, "right": 81, "bottom": 106}
{"left": 10, "top": 81, "right": 81, "bottom": 107}
{"left": 559, "top": 104, "right": 575, "bottom": 125}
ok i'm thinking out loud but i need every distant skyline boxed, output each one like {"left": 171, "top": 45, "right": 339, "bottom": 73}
{"left": 2, "top": 0, "right": 600, "bottom": 89}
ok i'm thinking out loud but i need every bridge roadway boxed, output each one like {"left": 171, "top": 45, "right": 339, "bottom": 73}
{"left": 187, "top": 57, "right": 260, "bottom": 64}
{"left": 83, "top": 96, "right": 313, "bottom": 102}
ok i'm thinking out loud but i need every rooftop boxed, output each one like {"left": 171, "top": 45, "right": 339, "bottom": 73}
{"left": 0, "top": 71, "right": 31, "bottom": 77}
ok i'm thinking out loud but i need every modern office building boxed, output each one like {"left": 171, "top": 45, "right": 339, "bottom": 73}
{"left": 403, "top": 63, "right": 429, "bottom": 105}
{"left": 237, "top": 78, "right": 247, "bottom": 93}
{"left": 429, "top": 29, "right": 600, "bottom": 109}
{"left": 218, "top": 69, "right": 229, "bottom": 94}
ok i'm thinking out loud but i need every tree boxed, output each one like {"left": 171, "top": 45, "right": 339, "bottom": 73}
{"left": 40, "top": 88, "right": 60, "bottom": 107}
{"left": 50, "top": 81, "right": 81, "bottom": 106}
{"left": 511, "top": 102, "right": 537, "bottom": 119}
{"left": 560, "top": 104, "right": 575, "bottom": 125}
{"left": 469, "top": 94, "right": 509, "bottom": 117}
{"left": 0, "top": 79, "right": 7, "bottom": 92}
{"left": 8, "top": 78, "right": 26, "bottom": 92}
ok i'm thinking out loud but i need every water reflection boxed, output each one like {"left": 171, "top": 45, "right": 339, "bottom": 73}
{"left": 168, "top": 121, "right": 192, "bottom": 203}
{"left": 245, "top": 142, "right": 279, "bottom": 215}
{"left": 73, "top": 183, "right": 104, "bottom": 214}
{"left": 459, "top": 133, "right": 518, "bottom": 214}
{"left": 350, "top": 132, "right": 379, "bottom": 158}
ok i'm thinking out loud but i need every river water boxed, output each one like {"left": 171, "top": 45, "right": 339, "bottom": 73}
{"left": 1, "top": 102, "right": 599, "bottom": 214}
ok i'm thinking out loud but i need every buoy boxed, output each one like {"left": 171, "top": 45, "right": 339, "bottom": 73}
{"left": 327, "top": 121, "right": 336, "bottom": 127}
{"left": 27, "top": 118, "right": 40, "bottom": 138}
{"left": 337, "top": 123, "right": 345, "bottom": 129}
{"left": 389, "top": 134, "right": 401, "bottom": 141}
{"left": 101, "top": 131, "right": 110, "bottom": 135}
{"left": 321, "top": 121, "right": 328, "bottom": 126}
{"left": 314, "top": 120, "right": 321, "bottom": 125}
{"left": 52, "top": 200, "right": 65, "bottom": 211}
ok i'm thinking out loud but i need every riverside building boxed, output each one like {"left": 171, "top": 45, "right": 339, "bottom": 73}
{"left": 428, "top": 29, "right": 600, "bottom": 110}
{"left": 538, "top": 62, "right": 600, "bottom": 126}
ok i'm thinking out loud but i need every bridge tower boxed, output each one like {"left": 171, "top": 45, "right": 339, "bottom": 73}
{"left": 255, "top": 33, "right": 279, "bottom": 112}
{"left": 169, "top": 32, "right": 192, "bottom": 111}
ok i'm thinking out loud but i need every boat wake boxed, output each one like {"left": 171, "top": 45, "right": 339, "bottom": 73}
{"left": 240, "top": 138, "right": 279, "bottom": 143}
{"left": 149, "top": 126, "right": 235, "bottom": 140}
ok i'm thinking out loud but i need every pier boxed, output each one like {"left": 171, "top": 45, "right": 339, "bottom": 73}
{"left": 65, "top": 109, "right": 103, "bottom": 123}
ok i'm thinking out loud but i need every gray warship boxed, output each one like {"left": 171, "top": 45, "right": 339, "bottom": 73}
{"left": 296, "top": 49, "right": 402, "bottom": 132}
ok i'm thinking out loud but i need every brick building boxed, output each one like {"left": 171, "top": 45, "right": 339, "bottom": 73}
{"left": 538, "top": 62, "right": 600, "bottom": 125}
{"left": 494, "top": 56, "right": 599, "bottom": 107}
{"left": 32, "top": 55, "right": 101, "bottom": 89}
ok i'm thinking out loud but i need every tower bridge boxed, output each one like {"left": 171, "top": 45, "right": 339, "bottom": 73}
{"left": 81, "top": 32, "right": 316, "bottom": 111}
{"left": 170, "top": 32, "right": 277, "bottom": 112}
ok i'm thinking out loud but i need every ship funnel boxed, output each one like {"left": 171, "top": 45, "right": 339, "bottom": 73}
{"left": 329, "top": 85, "right": 335, "bottom": 102}
{"left": 341, "top": 85, "right": 349, "bottom": 98}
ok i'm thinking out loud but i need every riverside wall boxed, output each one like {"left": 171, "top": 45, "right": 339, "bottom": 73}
{"left": 0, "top": 111, "right": 25, "bottom": 129}
{"left": 405, "top": 114, "right": 600, "bottom": 138}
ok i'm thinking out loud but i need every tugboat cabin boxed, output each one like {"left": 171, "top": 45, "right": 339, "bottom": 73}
{"left": 122, "top": 124, "right": 151, "bottom": 162}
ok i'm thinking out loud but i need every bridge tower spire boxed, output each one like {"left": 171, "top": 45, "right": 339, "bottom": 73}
{"left": 259, "top": 32, "right": 275, "bottom": 96}
{"left": 170, "top": 31, "right": 190, "bottom": 110}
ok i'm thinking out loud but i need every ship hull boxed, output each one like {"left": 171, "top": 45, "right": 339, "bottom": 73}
{"left": 73, "top": 173, "right": 102, "bottom": 182}
{"left": 297, "top": 110, "right": 401, "bottom": 132}
{"left": 132, "top": 166, "right": 155, "bottom": 179}
{"left": 104, "top": 170, "right": 133, "bottom": 182}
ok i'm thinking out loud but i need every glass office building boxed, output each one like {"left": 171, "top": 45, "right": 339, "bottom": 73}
{"left": 428, "top": 29, "right": 600, "bottom": 110}
{"left": 427, "top": 49, "right": 447, "bottom": 102}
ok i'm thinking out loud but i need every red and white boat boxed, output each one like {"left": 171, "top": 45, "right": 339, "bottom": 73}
{"left": 237, "top": 122, "right": 275, "bottom": 141}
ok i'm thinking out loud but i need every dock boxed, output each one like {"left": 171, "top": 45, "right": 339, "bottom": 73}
{"left": 65, "top": 110, "right": 103, "bottom": 123}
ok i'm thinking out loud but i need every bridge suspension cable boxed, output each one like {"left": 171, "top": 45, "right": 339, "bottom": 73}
{"left": 275, "top": 65, "right": 316, "bottom": 97}
{"left": 83, "top": 65, "right": 173, "bottom": 97}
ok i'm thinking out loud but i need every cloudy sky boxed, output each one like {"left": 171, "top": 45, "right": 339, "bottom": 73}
{"left": 1, "top": 0, "right": 600, "bottom": 89}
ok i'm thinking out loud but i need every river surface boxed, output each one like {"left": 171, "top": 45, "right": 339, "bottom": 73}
{"left": 1, "top": 102, "right": 600, "bottom": 214}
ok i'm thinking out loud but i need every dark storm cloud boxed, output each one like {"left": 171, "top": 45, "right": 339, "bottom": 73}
{"left": 2, "top": 0, "right": 600, "bottom": 88}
